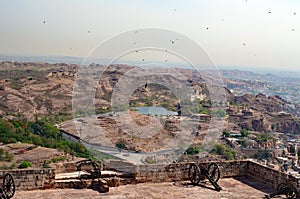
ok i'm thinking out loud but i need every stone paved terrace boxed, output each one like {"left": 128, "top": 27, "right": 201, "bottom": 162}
{"left": 14, "top": 177, "right": 281, "bottom": 199}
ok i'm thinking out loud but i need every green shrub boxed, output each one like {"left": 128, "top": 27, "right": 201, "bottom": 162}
{"left": 256, "top": 133, "right": 269, "bottom": 141}
{"left": 254, "top": 150, "right": 272, "bottom": 160}
{"left": 144, "top": 156, "right": 156, "bottom": 164}
{"left": 240, "top": 129, "right": 249, "bottom": 137}
{"left": 0, "top": 149, "right": 14, "bottom": 162}
{"left": 19, "top": 161, "right": 32, "bottom": 168}
{"left": 223, "top": 130, "right": 231, "bottom": 137}
{"left": 186, "top": 146, "right": 203, "bottom": 155}
{"left": 210, "top": 144, "right": 236, "bottom": 160}
{"left": 51, "top": 156, "right": 66, "bottom": 163}
{"left": 116, "top": 141, "right": 126, "bottom": 150}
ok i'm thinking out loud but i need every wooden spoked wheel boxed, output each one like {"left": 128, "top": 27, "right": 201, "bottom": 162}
{"left": 285, "top": 183, "right": 297, "bottom": 199}
{"left": 207, "top": 162, "right": 220, "bottom": 183}
{"left": 188, "top": 164, "right": 201, "bottom": 185}
{"left": 3, "top": 173, "right": 15, "bottom": 199}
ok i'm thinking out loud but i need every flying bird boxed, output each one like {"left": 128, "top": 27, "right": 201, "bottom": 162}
{"left": 42, "top": 20, "right": 46, "bottom": 24}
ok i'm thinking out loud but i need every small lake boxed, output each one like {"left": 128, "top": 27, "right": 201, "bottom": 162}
{"left": 132, "top": 106, "right": 178, "bottom": 116}
{"left": 96, "top": 106, "right": 178, "bottom": 117}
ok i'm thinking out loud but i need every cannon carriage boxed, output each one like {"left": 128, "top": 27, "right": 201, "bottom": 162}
{"left": 76, "top": 159, "right": 101, "bottom": 180}
{"left": 0, "top": 173, "right": 15, "bottom": 199}
{"left": 188, "top": 162, "right": 221, "bottom": 191}
{"left": 266, "top": 182, "right": 297, "bottom": 199}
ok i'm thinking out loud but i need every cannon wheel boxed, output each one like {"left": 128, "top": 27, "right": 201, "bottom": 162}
{"left": 3, "top": 173, "right": 15, "bottom": 199}
{"left": 277, "top": 183, "right": 285, "bottom": 192}
{"left": 188, "top": 164, "right": 201, "bottom": 185}
{"left": 207, "top": 162, "right": 220, "bottom": 183}
{"left": 285, "top": 183, "right": 297, "bottom": 199}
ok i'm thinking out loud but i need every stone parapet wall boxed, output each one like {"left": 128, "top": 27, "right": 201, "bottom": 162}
{"left": 247, "top": 161, "right": 299, "bottom": 191}
{"left": 1, "top": 159, "right": 299, "bottom": 194}
{"left": 0, "top": 168, "right": 55, "bottom": 191}
{"left": 134, "top": 160, "right": 248, "bottom": 183}
{"left": 135, "top": 162, "right": 190, "bottom": 183}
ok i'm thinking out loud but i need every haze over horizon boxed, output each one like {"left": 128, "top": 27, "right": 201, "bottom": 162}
{"left": 1, "top": 0, "right": 300, "bottom": 72}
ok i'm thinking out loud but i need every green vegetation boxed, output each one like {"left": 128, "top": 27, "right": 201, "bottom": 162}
{"left": 186, "top": 145, "right": 204, "bottom": 155}
{"left": 89, "top": 150, "right": 119, "bottom": 161}
{"left": 51, "top": 156, "right": 66, "bottom": 163}
{"left": 223, "top": 130, "right": 231, "bottom": 137}
{"left": 144, "top": 156, "right": 156, "bottom": 164}
{"left": 256, "top": 133, "right": 269, "bottom": 142}
{"left": 211, "top": 109, "right": 226, "bottom": 118}
{"left": 0, "top": 118, "right": 93, "bottom": 159}
{"left": 237, "top": 138, "right": 247, "bottom": 147}
{"left": 9, "top": 163, "right": 16, "bottom": 169}
{"left": 0, "top": 148, "right": 14, "bottom": 162}
{"left": 240, "top": 129, "right": 249, "bottom": 137}
{"left": 42, "top": 114, "right": 73, "bottom": 125}
{"left": 210, "top": 143, "right": 236, "bottom": 160}
{"left": 199, "top": 108, "right": 209, "bottom": 114}
{"left": 10, "top": 78, "right": 22, "bottom": 90}
{"left": 19, "top": 161, "right": 32, "bottom": 168}
{"left": 271, "top": 124, "right": 276, "bottom": 130}
{"left": 254, "top": 150, "right": 272, "bottom": 160}
{"left": 115, "top": 140, "right": 127, "bottom": 150}
{"left": 41, "top": 156, "right": 66, "bottom": 168}
{"left": 159, "top": 102, "right": 177, "bottom": 112}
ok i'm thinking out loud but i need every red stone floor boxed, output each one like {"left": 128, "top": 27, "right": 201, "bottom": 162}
{"left": 14, "top": 177, "right": 283, "bottom": 199}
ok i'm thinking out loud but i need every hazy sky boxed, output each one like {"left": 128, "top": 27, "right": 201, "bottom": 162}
{"left": 0, "top": 0, "right": 300, "bottom": 71}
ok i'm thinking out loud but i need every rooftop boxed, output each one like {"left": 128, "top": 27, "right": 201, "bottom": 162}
{"left": 13, "top": 177, "right": 277, "bottom": 199}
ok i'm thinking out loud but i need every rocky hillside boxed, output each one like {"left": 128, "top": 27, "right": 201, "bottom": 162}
{"left": 0, "top": 61, "right": 208, "bottom": 120}
{"left": 1, "top": 61, "right": 299, "bottom": 137}
{"left": 227, "top": 93, "right": 300, "bottom": 134}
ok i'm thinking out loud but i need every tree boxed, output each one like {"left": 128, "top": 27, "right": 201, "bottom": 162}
{"left": 240, "top": 129, "right": 249, "bottom": 137}
{"left": 210, "top": 144, "right": 236, "bottom": 160}
{"left": 223, "top": 130, "right": 231, "bottom": 137}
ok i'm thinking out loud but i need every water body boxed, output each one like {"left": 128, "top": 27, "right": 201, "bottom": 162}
{"left": 133, "top": 106, "right": 178, "bottom": 116}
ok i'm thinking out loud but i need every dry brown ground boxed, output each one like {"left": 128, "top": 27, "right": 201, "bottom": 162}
{"left": 14, "top": 177, "right": 280, "bottom": 199}
{"left": 0, "top": 143, "right": 68, "bottom": 169}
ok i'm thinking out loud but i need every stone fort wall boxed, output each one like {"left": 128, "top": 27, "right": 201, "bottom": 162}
{"left": 108, "top": 160, "right": 300, "bottom": 193}
{"left": 0, "top": 168, "right": 55, "bottom": 191}
{"left": 0, "top": 160, "right": 299, "bottom": 193}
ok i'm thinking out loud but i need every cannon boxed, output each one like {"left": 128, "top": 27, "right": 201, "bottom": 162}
{"left": 76, "top": 159, "right": 101, "bottom": 180}
{"left": 188, "top": 162, "right": 221, "bottom": 191}
{"left": 0, "top": 173, "right": 15, "bottom": 199}
{"left": 266, "top": 182, "right": 297, "bottom": 199}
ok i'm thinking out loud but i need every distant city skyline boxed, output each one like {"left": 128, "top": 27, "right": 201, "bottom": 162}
{"left": 1, "top": 0, "right": 300, "bottom": 71}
